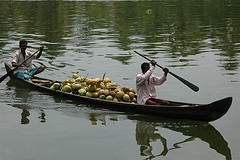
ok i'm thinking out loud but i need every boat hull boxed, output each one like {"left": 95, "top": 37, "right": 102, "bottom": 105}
{"left": 4, "top": 63, "right": 232, "bottom": 122}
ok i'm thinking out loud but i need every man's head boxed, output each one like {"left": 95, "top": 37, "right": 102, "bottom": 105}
{"left": 19, "top": 40, "right": 28, "bottom": 51}
{"left": 141, "top": 62, "right": 150, "bottom": 74}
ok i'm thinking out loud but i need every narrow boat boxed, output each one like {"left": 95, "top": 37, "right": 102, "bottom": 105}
{"left": 4, "top": 63, "right": 232, "bottom": 122}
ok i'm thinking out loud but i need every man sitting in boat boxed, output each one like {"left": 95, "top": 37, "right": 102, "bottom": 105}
{"left": 12, "top": 40, "right": 45, "bottom": 82}
{"left": 136, "top": 60, "right": 170, "bottom": 105}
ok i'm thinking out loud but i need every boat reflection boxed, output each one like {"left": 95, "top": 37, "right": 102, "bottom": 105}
{"left": 129, "top": 115, "right": 232, "bottom": 160}
{"left": 87, "top": 113, "right": 231, "bottom": 160}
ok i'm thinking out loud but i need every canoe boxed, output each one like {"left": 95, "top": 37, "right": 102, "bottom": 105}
{"left": 4, "top": 63, "right": 232, "bottom": 122}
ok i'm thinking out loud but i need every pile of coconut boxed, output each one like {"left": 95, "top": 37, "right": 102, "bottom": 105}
{"left": 50, "top": 72, "right": 136, "bottom": 103}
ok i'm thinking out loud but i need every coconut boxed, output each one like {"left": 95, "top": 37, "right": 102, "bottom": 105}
{"left": 78, "top": 88, "right": 86, "bottom": 96}
{"left": 98, "top": 89, "right": 105, "bottom": 95}
{"left": 114, "top": 88, "right": 121, "bottom": 93}
{"left": 128, "top": 92, "right": 135, "bottom": 99}
{"left": 62, "top": 79, "right": 70, "bottom": 85}
{"left": 86, "top": 79, "right": 92, "bottom": 85}
{"left": 132, "top": 97, "right": 137, "bottom": 103}
{"left": 72, "top": 72, "right": 79, "bottom": 79}
{"left": 129, "top": 88, "right": 136, "bottom": 94}
{"left": 76, "top": 77, "right": 87, "bottom": 83}
{"left": 69, "top": 78, "right": 76, "bottom": 83}
{"left": 109, "top": 91, "right": 116, "bottom": 97}
{"left": 61, "top": 85, "right": 72, "bottom": 92}
{"left": 106, "top": 95, "right": 113, "bottom": 101}
{"left": 123, "top": 94, "right": 130, "bottom": 102}
{"left": 86, "top": 92, "right": 93, "bottom": 97}
{"left": 103, "top": 89, "right": 109, "bottom": 96}
{"left": 103, "top": 77, "right": 111, "bottom": 84}
{"left": 99, "top": 95, "right": 106, "bottom": 100}
{"left": 52, "top": 83, "right": 61, "bottom": 90}
{"left": 122, "top": 86, "right": 130, "bottom": 93}
{"left": 88, "top": 85, "right": 96, "bottom": 92}
{"left": 95, "top": 88, "right": 101, "bottom": 92}
{"left": 90, "top": 78, "right": 98, "bottom": 86}
{"left": 116, "top": 91, "right": 125, "bottom": 99}
{"left": 71, "top": 83, "right": 82, "bottom": 91}
{"left": 106, "top": 83, "right": 118, "bottom": 89}
{"left": 99, "top": 82, "right": 105, "bottom": 89}
{"left": 50, "top": 85, "right": 55, "bottom": 90}
{"left": 92, "top": 92, "right": 99, "bottom": 98}
{"left": 113, "top": 98, "right": 119, "bottom": 102}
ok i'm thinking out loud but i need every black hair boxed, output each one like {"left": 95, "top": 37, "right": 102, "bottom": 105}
{"left": 19, "top": 40, "right": 27, "bottom": 46}
{"left": 141, "top": 62, "right": 150, "bottom": 71}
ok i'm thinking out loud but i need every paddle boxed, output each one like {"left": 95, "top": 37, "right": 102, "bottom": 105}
{"left": 134, "top": 51, "right": 199, "bottom": 92}
{"left": 0, "top": 49, "right": 39, "bottom": 83}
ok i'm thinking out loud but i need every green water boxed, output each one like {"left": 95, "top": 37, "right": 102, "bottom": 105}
{"left": 0, "top": 1, "right": 239, "bottom": 160}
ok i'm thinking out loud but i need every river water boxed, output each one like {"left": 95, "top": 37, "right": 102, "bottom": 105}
{"left": 0, "top": 1, "right": 239, "bottom": 160}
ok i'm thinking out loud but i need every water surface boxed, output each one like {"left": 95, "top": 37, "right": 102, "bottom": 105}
{"left": 0, "top": 1, "right": 239, "bottom": 160}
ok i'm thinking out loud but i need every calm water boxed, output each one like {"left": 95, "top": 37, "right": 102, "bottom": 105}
{"left": 0, "top": 1, "right": 239, "bottom": 160}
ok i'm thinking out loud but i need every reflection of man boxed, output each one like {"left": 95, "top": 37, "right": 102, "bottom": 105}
{"left": 39, "top": 110, "right": 46, "bottom": 123}
{"left": 21, "top": 109, "right": 30, "bottom": 124}
{"left": 135, "top": 121, "right": 168, "bottom": 157}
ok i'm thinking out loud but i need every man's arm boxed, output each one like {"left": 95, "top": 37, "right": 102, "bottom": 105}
{"left": 36, "top": 46, "right": 44, "bottom": 59}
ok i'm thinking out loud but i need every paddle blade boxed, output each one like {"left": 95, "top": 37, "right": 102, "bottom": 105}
{"left": 169, "top": 71, "right": 199, "bottom": 92}
{"left": 0, "top": 71, "right": 13, "bottom": 83}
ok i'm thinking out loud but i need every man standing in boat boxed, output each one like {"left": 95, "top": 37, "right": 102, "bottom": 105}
{"left": 12, "top": 40, "right": 45, "bottom": 82}
{"left": 136, "top": 60, "right": 170, "bottom": 105}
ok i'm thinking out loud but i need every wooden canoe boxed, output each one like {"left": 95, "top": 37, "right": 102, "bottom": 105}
{"left": 4, "top": 63, "right": 232, "bottom": 122}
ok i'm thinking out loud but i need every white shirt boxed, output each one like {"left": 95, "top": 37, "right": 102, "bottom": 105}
{"left": 12, "top": 49, "right": 37, "bottom": 73}
{"left": 136, "top": 66, "right": 167, "bottom": 104}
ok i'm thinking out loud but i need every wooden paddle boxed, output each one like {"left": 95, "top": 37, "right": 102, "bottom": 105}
{"left": 134, "top": 51, "right": 199, "bottom": 92}
{"left": 0, "top": 49, "right": 39, "bottom": 83}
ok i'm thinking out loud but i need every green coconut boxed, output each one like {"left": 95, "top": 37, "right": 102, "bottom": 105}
{"left": 52, "top": 83, "right": 61, "bottom": 90}
{"left": 106, "top": 95, "right": 113, "bottom": 101}
{"left": 123, "top": 94, "right": 130, "bottom": 102}
{"left": 72, "top": 72, "right": 79, "bottom": 79}
{"left": 78, "top": 88, "right": 87, "bottom": 96}
{"left": 99, "top": 95, "right": 106, "bottom": 100}
{"left": 71, "top": 83, "right": 82, "bottom": 91}
{"left": 86, "top": 92, "right": 93, "bottom": 98}
{"left": 61, "top": 85, "right": 72, "bottom": 92}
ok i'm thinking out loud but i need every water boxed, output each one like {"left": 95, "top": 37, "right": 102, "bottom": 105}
{"left": 0, "top": 1, "right": 239, "bottom": 160}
